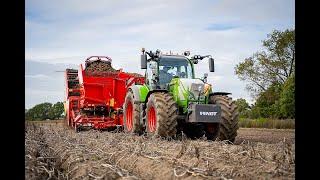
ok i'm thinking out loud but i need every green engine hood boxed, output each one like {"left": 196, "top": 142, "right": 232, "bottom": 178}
{"left": 169, "top": 78, "right": 212, "bottom": 113}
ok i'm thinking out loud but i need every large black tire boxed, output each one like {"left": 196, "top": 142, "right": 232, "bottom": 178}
{"left": 123, "top": 90, "right": 143, "bottom": 134}
{"left": 145, "top": 92, "right": 178, "bottom": 137}
{"left": 209, "top": 95, "right": 239, "bottom": 142}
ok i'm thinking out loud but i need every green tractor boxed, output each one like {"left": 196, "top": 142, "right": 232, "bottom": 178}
{"left": 123, "top": 48, "right": 239, "bottom": 142}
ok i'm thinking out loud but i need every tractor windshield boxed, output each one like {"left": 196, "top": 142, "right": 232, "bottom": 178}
{"left": 158, "top": 56, "right": 193, "bottom": 85}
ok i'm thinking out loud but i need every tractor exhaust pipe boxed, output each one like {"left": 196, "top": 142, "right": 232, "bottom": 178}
{"left": 209, "top": 58, "right": 215, "bottom": 72}
{"left": 141, "top": 48, "right": 147, "bottom": 69}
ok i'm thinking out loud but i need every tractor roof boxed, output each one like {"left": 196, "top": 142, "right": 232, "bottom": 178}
{"left": 159, "top": 54, "right": 188, "bottom": 59}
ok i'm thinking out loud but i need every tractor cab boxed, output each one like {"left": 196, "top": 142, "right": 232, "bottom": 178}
{"left": 141, "top": 49, "right": 215, "bottom": 90}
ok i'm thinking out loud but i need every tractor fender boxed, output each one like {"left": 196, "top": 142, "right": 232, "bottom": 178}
{"left": 127, "top": 85, "right": 149, "bottom": 104}
{"left": 144, "top": 90, "right": 168, "bottom": 103}
{"left": 209, "top": 92, "right": 232, "bottom": 96}
{"left": 127, "top": 85, "right": 149, "bottom": 126}
{"left": 128, "top": 85, "right": 142, "bottom": 104}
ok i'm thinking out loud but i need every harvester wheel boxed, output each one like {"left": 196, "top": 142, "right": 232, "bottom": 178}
{"left": 74, "top": 123, "right": 80, "bottom": 133}
{"left": 67, "top": 117, "right": 73, "bottom": 128}
{"left": 146, "top": 92, "right": 178, "bottom": 137}
{"left": 64, "top": 115, "right": 69, "bottom": 127}
{"left": 208, "top": 95, "right": 239, "bottom": 143}
{"left": 123, "top": 90, "right": 143, "bottom": 134}
{"left": 65, "top": 111, "right": 70, "bottom": 127}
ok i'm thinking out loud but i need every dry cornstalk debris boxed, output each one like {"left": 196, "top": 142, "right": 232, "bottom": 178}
{"left": 25, "top": 121, "right": 295, "bottom": 180}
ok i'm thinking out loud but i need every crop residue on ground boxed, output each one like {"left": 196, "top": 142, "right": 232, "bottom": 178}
{"left": 25, "top": 121, "right": 295, "bottom": 180}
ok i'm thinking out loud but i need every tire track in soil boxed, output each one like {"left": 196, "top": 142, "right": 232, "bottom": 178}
{"left": 26, "top": 122, "right": 295, "bottom": 179}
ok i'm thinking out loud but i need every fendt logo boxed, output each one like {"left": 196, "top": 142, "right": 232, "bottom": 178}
{"left": 199, "top": 111, "right": 218, "bottom": 116}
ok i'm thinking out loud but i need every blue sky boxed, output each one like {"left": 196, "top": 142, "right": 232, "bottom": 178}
{"left": 25, "top": 0, "right": 295, "bottom": 109}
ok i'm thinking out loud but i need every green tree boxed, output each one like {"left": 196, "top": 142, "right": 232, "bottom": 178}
{"left": 278, "top": 75, "right": 295, "bottom": 118}
{"left": 250, "top": 82, "right": 283, "bottom": 118}
{"left": 234, "top": 28, "right": 295, "bottom": 119}
{"left": 235, "top": 29, "right": 295, "bottom": 97}
{"left": 48, "top": 102, "right": 64, "bottom": 119}
{"left": 25, "top": 102, "right": 53, "bottom": 120}
{"left": 235, "top": 98, "right": 251, "bottom": 118}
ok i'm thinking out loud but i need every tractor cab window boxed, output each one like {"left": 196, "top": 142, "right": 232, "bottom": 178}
{"left": 167, "top": 67, "right": 178, "bottom": 76}
{"left": 158, "top": 56, "right": 193, "bottom": 86}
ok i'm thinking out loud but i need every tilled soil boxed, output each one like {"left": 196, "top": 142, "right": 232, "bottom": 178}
{"left": 25, "top": 122, "right": 295, "bottom": 180}
{"left": 235, "top": 128, "right": 295, "bottom": 144}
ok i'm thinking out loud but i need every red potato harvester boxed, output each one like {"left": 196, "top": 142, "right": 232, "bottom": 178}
{"left": 64, "top": 56, "right": 144, "bottom": 132}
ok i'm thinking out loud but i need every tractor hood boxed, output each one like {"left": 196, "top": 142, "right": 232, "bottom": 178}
{"left": 174, "top": 78, "right": 206, "bottom": 101}
{"left": 169, "top": 78, "right": 212, "bottom": 113}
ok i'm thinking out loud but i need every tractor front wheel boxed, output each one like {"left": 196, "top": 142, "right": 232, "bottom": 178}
{"left": 208, "top": 95, "right": 239, "bottom": 143}
{"left": 145, "top": 92, "right": 178, "bottom": 137}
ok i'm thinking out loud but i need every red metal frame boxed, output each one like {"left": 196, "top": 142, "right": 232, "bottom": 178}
{"left": 65, "top": 56, "right": 144, "bottom": 131}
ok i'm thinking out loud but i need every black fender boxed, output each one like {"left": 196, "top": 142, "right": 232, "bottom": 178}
{"left": 209, "top": 92, "right": 232, "bottom": 97}
{"left": 144, "top": 90, "right": 168, "bottom": 103}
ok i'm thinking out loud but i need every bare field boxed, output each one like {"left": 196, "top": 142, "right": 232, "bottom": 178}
{"left": 25, "top": 121, "right": 295, "bottom": 180}
{"left": 235, "top": 128, "right": 295, "bottom": 145}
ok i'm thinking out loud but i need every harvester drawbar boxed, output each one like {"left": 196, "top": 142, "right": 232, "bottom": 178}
{"left": 64, "top": 56, "right": 144, "bottom": 132}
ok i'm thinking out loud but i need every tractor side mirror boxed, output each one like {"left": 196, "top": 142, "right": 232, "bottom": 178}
{"left": 141, "top": 54, "right": 147, "bottom": 69}
{"left": 209, "top": 58, "right": 215, "bottom": 72}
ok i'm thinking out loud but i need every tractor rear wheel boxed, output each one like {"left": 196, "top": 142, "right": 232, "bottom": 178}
{"left": 146, "top": 92, "right": 178, "bottom": 137}
{"left": 209, "top": 95, "right": 239, "bottom": 143}
{"left": 123, "top": 90, "right": 143, "bottom": 134}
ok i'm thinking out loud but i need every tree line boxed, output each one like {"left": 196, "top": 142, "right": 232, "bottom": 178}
{"left": 235, "top": 29, "right": 295, "bottom": 119}
{"left": 25, "top": 102, "right": 65, "bottom": 121}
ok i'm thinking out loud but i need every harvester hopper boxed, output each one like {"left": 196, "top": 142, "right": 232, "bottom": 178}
{"left": 64, "top": 56, "right": 144, "bottom": 131}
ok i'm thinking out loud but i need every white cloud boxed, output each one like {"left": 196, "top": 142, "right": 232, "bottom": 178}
{"left": 207, "top": 75, "right": 223, "bottom": 82}
{"left": 25, "top": 74, "right": 52, "bottom": 80}
{"left": 25, "top": 88, "right": 64, "bottom": 108}
{"left": 210, "top": 0, "right": 295, "bottom": 24}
